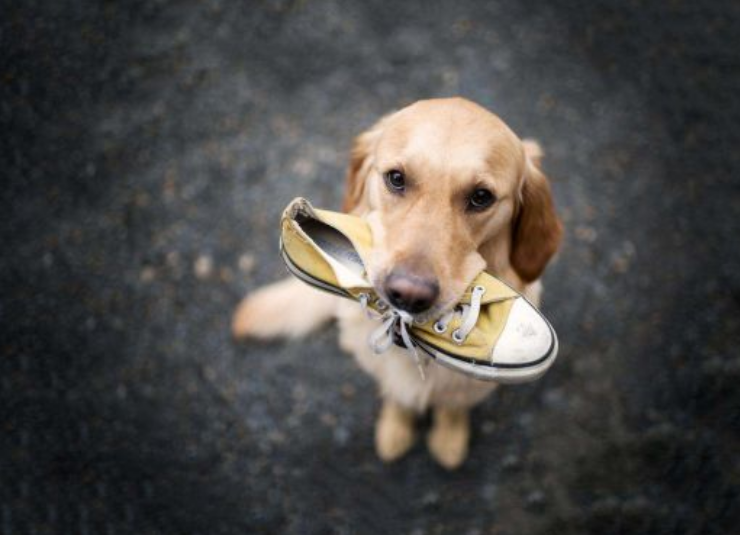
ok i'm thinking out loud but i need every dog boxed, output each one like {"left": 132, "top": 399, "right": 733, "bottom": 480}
{"left": 233, "top": 97, "right": 563, "bottom": 469}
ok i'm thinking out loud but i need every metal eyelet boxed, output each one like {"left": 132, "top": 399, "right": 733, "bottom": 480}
{"left": 452, "top": 329, "right": 465, "bottom": 344}
{"left": 474, "top": 285, "right": 485, "bottom": 293}
{"left": 376, "top": 300, "right": 388, "bottom": 311}
{"left": 433, "top": 321, "right": 447, "bottom": 334}
{"left": 413, "top": 317, "right": 425, "bottom": 325}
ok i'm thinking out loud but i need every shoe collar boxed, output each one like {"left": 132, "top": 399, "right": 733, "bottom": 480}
{"left": 284, "top": 198, "right": 374, "bottom": 290}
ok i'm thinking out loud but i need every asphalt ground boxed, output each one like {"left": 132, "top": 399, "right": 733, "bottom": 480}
{"left": 2, "top": 1, "right": 739, "bottom": 534}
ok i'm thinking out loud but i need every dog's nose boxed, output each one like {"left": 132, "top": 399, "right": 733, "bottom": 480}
{"left": 384, "top": 271, "right": 439, "bottom": 314}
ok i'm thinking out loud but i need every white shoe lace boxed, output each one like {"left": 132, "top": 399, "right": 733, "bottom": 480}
{"left": 359, "top": 285, "right": 486, "bottom": 380}
{"left": 432, "top": 285, "right": 486, "bottom": 343}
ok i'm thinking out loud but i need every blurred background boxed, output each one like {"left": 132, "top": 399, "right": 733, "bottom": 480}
{"left": 2, "top": 1, "right": 739, "bottom": 533}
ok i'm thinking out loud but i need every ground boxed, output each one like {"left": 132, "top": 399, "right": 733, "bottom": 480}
{"left": 1, "top": 1, "right": 739, "bottom": 534}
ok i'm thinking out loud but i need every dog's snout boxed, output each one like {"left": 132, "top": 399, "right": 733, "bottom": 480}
{"left": 384, "top": 271, "right": 439, "bottom": 314}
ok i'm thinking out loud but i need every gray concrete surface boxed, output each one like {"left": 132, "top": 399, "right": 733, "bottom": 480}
{"left": 2, "top": 1, "right": 739, "bottom": 534}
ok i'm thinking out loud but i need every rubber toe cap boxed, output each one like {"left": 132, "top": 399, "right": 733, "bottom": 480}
{"left": 491, "top": 299, "right": 554, "bottom": 366}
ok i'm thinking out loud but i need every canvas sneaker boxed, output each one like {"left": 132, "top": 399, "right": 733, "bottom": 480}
{"left": 279, "top": 197, "right": 558, "bottom": 384}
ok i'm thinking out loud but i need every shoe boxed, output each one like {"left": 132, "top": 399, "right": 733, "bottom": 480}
{"left": 409, "top": 278, "right": 558, "bottom": 383}
{"left": 279, "top": 197, "right": 374, "bottom": 298}
{"left": 279, "top": 197, "right": 558, "bottom": 384}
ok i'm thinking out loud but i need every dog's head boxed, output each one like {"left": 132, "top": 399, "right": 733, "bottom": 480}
{"left": 343, "top": 98, "right": 562, "bottom": 320}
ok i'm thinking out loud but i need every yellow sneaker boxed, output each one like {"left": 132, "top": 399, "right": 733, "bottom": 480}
{"left": 279, "top": 197, "right": 374, "bottom": 298}
{"left": 279, "top": 198, "right": 558, "bottom": 384}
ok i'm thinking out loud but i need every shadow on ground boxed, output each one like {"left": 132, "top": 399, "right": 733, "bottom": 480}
{"left": 2, "top": 1, "right": 739, "bottom": 534}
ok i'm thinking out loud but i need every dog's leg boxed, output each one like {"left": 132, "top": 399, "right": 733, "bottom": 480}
{"left": 427, "top": 406, "right": 470, "bottom": 470}
{"left": 375, "top": 399, "right": 417, "bottom": 462}
{"left": 232, "top": 278, "right": 337, "bottom": 340}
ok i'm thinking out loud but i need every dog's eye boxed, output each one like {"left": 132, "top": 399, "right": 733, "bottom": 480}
{"left": 384, "top": 169, "right": 406, "bottom": 193}
{"left": 468, "top": 188, "right": 496, "bottom": 211}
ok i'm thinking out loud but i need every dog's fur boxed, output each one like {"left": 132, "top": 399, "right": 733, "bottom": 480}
{"left": 233, "top": 98, "right": 562, "bottom": 469}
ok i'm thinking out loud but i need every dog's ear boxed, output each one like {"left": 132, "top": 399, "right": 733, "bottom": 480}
{"left": 342, "top": 118, "right": 387, "bottom": 214}
{"left": 510, "top": 140, "right": 563, "bottom": 283}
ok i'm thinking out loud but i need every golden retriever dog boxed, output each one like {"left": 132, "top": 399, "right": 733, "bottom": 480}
{"left": 233, "top": 97, "right": 563, "bottom": 469}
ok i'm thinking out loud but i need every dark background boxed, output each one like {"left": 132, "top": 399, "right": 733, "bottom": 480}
{"left": 2, "top": 1, "right": 739, "bottom": 534}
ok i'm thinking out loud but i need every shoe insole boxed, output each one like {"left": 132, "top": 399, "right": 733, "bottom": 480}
{"left": 300, "top": 218, "right": 366, "bottom": 277}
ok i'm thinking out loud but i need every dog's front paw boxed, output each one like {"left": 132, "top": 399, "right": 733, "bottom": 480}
{"left": 375, "top": 401, "right": 416, "bottom": 462}
{"left": 231, "top": 292, "right": 271, "bottom": 340}
{"left": 427, "top": 408, "right": 470, "bottom": 470}
{"left": 232, "top": 278, "right": 336, "bottom": 341}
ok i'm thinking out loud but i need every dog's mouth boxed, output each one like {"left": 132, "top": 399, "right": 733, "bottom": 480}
{"left": 369, "top": 274, "right": 464, "bottom": 325}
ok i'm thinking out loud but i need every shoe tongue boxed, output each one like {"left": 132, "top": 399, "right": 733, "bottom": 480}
{"left": 309, "top": 208, "right": 374, "bottom": 289}
{"left": 313, "top": 243, "right": 372, "bottom": 289}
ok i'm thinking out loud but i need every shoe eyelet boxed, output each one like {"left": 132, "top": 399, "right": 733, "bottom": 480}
{"left": 413, "top": 318, "right": 425, "bottom": 325}
{"left": 474, "top": 285, "right": 485, "bottom": 293}
{"left": 376, "top": 300, "right": 388, "bottom": 311}
{"left": 433, "top": 321, "right": 447, "bottom": 334}
{"left": 452, "top": 329, "right": 465, "bottom": 344}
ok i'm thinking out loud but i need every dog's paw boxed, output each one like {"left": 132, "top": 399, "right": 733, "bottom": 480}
{"left": 375, "top": 401, "right": 416, "bottom": 462}
{"left": 427, "top": 408, "right": 470, "bottom": 470}
{"left": 231, "top": 291, "right": 272, "bottom": 340}
{"left": 232, "top": 278, "right": 337, "bottom": 341}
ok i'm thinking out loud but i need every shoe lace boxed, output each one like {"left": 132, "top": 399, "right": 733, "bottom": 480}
{"left": 360, "top": 294, "right": 425, "bottom": 380}
{"left": 432, "top": 285, "right": 486, "bottom": 343}
{"left": 359, "top": 285, "right": 486, "bottom": 380}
